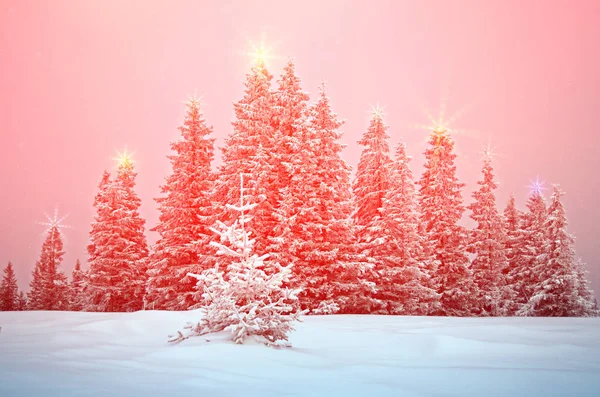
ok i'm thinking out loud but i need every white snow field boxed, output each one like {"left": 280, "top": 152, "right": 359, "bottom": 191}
{"left": 0, "top": 311, "right": 599, "bottom": 397}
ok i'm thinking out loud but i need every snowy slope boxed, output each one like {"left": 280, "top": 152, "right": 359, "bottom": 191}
{"left": 0, "top": 311, "right": 599, "bottom": 397}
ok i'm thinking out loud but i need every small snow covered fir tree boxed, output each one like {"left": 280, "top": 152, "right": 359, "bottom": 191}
{"left": 501, "top": 195, "right": 523, "bottom": 315}
{"left": 518, "top": 186, "right": 589, "bottom": 316}
{"left": 28, "top": 225, "right": 69, "bottom": 310}
{"left": 574, "top": 259, "right": 600, "bottom": 317}
{"left": 0, "top": 261, "right": 19, "bottom": 311}
{"left": 509, "top": 183, "right": 547, "bottom": 311}
{"left": 16, "top": 291, "right": 27, "bottom": 311}
{"left": 169, "top": 175, "right": 303, "bottom": 347}
{"left": 467, "top": 149, "right": 509, "bottom": 316}
{"left": 69, "top": 259, "right": 86, "bottom": 311}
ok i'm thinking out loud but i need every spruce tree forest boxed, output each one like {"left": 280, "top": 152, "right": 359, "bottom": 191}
{"left": 1, "top": 58, "right": 597, "bottom": 319}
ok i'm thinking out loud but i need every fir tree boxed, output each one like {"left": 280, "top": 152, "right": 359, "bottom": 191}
{"left": 114, "top": 154, "right": 150, "bottom": 311}
{"left": 352, "top": 110, "right": 393, "bottom": 244}
{"left": 373, "top": 142, "right": 440, "bottom": 315}
{"left": 85, "top": 171, "right": 114, "bottom": 310}
{"left": 16, "top": 291, "right": 27, "bottom": 311}
{"left": 518, "top": 186, "right": 586, "bottom": 316}
{"left": 270, "top": 60, "right": 310, "bottom": 202}
{"left": 418, "top": 127, "right": 477, "bottom": 316}
{"left": 169, "top": 175, "right": 303, "bottom": 347}
{"left": 502, "top": 195, "right": 524, "bottom": 315}
{"left": 509, "top": 187, "right": 547, "bottom": 310}
{"left": 146, "top": 98, "right": 218, "bottom": 310}
{"left": 214, "top": 58, "right": 279, "bottom": 256}
{"left": 574, "top": 259, "right": 600, "bottom": 316}
{"left": 69, "top": 259, "right": 86, "bottom": 311}
{"left": 266, "top": 59, "right": 310, "bottom": 267}
{"left": 0, "top": 261, "right": 19, "bottom": 311}
{"left": 271, "top": 87, "right": 376, "bottom": 314}
{"left": 27, "top": 226, "right": 69, "bottom": 310}
{"left": 467, "top": 151, "right": 508, "bottom": 316}
{"left": 86, "top": 160, "right": 149, "bottom": 312}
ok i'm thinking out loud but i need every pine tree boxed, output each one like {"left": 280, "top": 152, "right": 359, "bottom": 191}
{"left": 502, "top": 195, "right": 524, "bottom": 315}
{"left": 85, "top": 171, "right": 115, "bottom": 310}
{"left": 169, "top": 175, "right": 303, "bottom": 347}
{"left": 418, "top": 127, "right": 477, "bottom": 316}
{"left": 352, "top": 110, "right": 392, "bottom": 244}
{"left": 0, "top": 261, "right": 19, "bottom": 311}
{"left": 27, "top": 226, "right": 69, "bottom": 310}
{"left": 214, "top": 58, "right": 279, "bottom": 256}
{"left": 114, "top": 155, "right": 150, "bottom": 311}
{"left": 467, "top": 151, "right": 508, "bottom": 316}
{"left": 518, "top": 186, "right": 586, "bottom": 316}
{"left": 509, "top": 188, "right": 547, "bottom": 311}
{"left": 351, "top": 110, "right": 394, "bottom": 313}
{"left": 270, "top": 60, "right": 310, "bottom": 202}
{"left": 271, "top": 87, "right": 376, "bottom": 314}
{"left": 16, "top": 291, "right": 27, "bottom": 311}
{"left": 69, "top": 259, "right": 86, "bottom": 311}
{"left": 373, "top": 142, "right": 440, "bottom": 315}
{"left": 574, "top": 259, "right": 600, "bottom": 317}
{"left": 266, "top": 59, "right": 310, "bottom": 267}
{"left": 145, "top": 98, "right": 218, "bottom": 310}
{"left": 86, "top": 160, "right": 149, "bottom": 312}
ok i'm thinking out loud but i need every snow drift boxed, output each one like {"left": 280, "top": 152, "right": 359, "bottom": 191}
{"left": 1, "top": 311, "right": 599, "bottom": 397}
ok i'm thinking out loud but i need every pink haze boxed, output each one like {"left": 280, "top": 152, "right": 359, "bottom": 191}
{"left": 1, "top": 0, "right": 599, "bottom": 296}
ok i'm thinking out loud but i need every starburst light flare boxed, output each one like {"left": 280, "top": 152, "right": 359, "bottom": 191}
{"left": 406, "top": 94, "right": 477, "bottom": 143}
{"left": 480, "top": 141, "right": 503, "bottom": 162}
{"left": 241, "top": 30, "right": 283, "bottom": 68}
{"left": 113, "top": 147, "right": 135, "bottom": 169}
{"left": 370, "top": 104, "right": 386, "bottom": 120}
{"left": 182, "top": 92, "right": 204, "bottom": 108}
{"left": 527, "top": 175, "right": 547, "bottom": 197}
{"left": 36, "top": 206, "right": 71, "bottom": 236}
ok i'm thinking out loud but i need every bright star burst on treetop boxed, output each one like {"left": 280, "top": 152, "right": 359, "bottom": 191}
{"left": 370, "top": 104, "right": 386, "bottom": 120}
{"left": 113, "top": 147, "right": 135, "bottom": 169}
{"left": 183, "top": 92, "right": 204, "bottom": 108}
{"left": 527, "top": 175, "right": 547, "bottom": 197}
{"left": 37, "top": 206, "right": 71, "bottom": 236}
{"left": 406, "top": 93, "right": 476, "bottom": 144}
{"left": 480, "top": 141, "right": 503, "bottom": 162}
{"left": 241, "top": 31, "right": 282, "bottom": 68}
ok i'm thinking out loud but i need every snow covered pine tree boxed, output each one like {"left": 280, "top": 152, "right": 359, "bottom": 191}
{"left": 85, "top": 156, "right": 149, "bottom": 312}
{"left": 27, "top": 224, "right": 69, "bottom": 310}
{"left": 467, "top": 148, "right": 509, "bottom": 316}
{"left": 0, "top": 261, "right": 19, "bottom": 311}
{"left": 145, "top": 98, "right": 218, "bottom": 311}
{"left": 169, "top": 175, "right": 303, "bottom": 347}
{"left": 418, "top": 126, "right": 477, "bottom": 316}
{"left": 518, "top": 186, "right": 597, "bottom": 316}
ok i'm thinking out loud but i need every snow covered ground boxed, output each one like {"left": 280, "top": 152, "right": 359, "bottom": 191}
{"left": 0, "top": 311, "right": 599, "bottom": 397}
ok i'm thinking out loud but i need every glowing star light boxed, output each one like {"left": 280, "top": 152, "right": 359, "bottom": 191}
{"left": 527, "top": 176, "right": 547, "bottom": 196}
{"left": 370, "top": 104, "right": 386, "bottom": 120}
{"left": 37, "top": 207, "right": 71, "bottom": 236}
{"left": 182, "top": 92, "right": 204, "bottom": 108}
{"left": 480, "top": 142, "right": 503, "bottom": 162}
{"left": 113, "top": 147, "right": 135, "bottom": 169}
{"left": 241, "top": 31, "right": 282, "bottom": 68}
{"left": 406, "top": 93, "right": 477, "bottom": 144}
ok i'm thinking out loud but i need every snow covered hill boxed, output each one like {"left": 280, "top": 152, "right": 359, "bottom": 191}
{"left": 1, "top": 311, "right": 599, "bottom": 397}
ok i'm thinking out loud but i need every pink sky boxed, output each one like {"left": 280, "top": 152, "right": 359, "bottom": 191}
{"left": 1, "top": 0, "right": 599, "bottom": 296}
